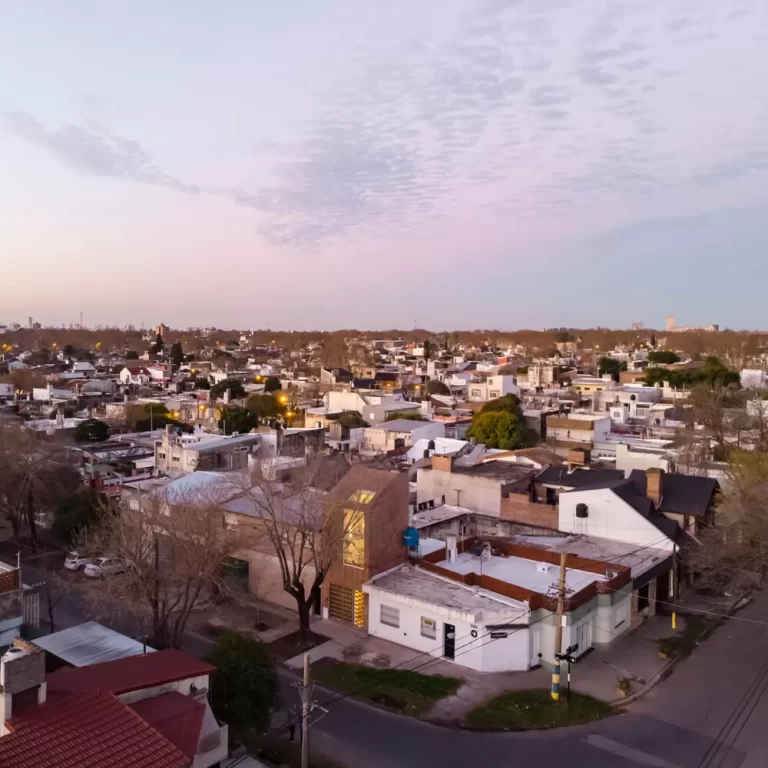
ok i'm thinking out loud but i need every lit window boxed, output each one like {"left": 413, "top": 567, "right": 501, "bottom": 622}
{"left": 342, "top": 509, "right": 365, "bottom": 567}
{"left": 349, "top": 490, "right": 376, "bottom": 504}
{"left": 421, "top": 617, "right": 436, "bottom": 639}
{"left": 380, "top": 604, "right": 400, "bottom": 628}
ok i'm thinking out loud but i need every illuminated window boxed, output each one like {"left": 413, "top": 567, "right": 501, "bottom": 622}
{"left": 354, "top": 591, "right": 365, "bottom": 627}
{"left": 349, "top": 490, "right": 376, "bottom": 504}
{"left": 342, "top": 509, "right": 365, "bottom": 567}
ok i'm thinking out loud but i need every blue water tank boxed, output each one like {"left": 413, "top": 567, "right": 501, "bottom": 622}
{"left": 403, "top": 527, "right": 419, "bottom": 548}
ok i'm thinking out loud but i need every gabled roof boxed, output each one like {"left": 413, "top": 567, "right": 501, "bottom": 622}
{"left": 0, "top": 690, "right": 190, "bottom": 768}
{"left": 47, "top": 649, "right": 214, "bottom": 696}
{"left": 628, "top": 470, "right": 718, "bottom": 516}
{"left": 129, "top": 692, "right": 205, "bottom": 759}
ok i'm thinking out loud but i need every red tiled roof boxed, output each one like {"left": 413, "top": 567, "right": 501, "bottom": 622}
{"left": 0, "top": 690, "right": 190, "bottom": 768}
{"left": 129, "top": 692, "right": 205, "bottom": 759}
{"left": 47, "top": 649, "right": 214, "bottom": 697}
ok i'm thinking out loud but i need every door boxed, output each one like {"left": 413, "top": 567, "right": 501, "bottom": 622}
{"left": 443, "top": 623, "right": 456, "bottom": 659}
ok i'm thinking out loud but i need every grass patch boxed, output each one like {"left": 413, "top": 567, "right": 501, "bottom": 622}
{"left": 312, "top": 659, "right": 462, "bottom": 717}
{"left": 658, "top": 617, "right": 717, "bottom": 659}
{"left": 465, "top": 689, "right": 612, "bottom": 730}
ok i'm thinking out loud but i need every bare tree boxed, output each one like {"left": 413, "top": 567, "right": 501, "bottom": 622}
{"left": 693, "top": 450, "right": 768, "bottom": 590}
{"left": 80, "top": 480, "right": 244, "bottom": 648}
{"left": 233, "top": 459, "right": 356, "bottom": 641}
{"left": 0, "top": 423, "right": 80, "bottom": 543}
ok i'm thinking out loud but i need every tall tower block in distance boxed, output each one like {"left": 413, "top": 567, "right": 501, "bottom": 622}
{"left": 665, "top": 315, "right": 676, "bottom": 332}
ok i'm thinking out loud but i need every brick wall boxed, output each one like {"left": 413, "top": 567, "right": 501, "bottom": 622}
{"left": 499, "top": 494, "right": 558, "bottom": 529}
{"left": 1, "top": 641, "right": 45, "bottom": 695}
{"left": 0, "top": 569, "right": 20, "bottom": 594}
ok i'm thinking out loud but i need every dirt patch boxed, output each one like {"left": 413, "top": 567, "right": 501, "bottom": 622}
{"left": 268, "top": 629, "right": 331, "bottom": 661}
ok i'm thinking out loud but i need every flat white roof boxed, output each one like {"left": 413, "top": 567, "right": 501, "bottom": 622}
{"left": 33, "top": 621, "right": 155, "bottom": 666}
{"left": 411, "top": 505, "right": 471, "bottom": 529}
{"left": 437, "top": 551, "right": 605, "bottom": 595}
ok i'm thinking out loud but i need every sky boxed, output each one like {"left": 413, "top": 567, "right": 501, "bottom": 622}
{"left": 2, "top": 0, "right": 768, "bottom": 331}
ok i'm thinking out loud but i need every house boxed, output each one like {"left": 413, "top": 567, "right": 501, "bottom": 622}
{"left": 545, "top": 413, "right": 611, "bottom": 457}
{"left": 363, "top": 536, "right": 633, "bottom": 672}
{"left": 467, "top": 375, "right": 519, "bottom": 403}
{"left": 71, "top": 361, "right": 97, "bottom": 376}
{"left": 321, "top": 466, "right": 410, "bottom": 628}
{"left": 155, "top": 426, "right": 262, "bottom": 473}
{"left": 325, "top": 389, "right": 421, "bottom": 425}
{"left": 119, "top": 366, "right": 150, "bottom": 386}
{"left": 416, "top": 456, "right": 549, "bottom": 526}
{"left": 0, "top": 641, "right": 227, "bottom": 768}
{"left": 571, "top": 376, "right": 614, "bottom": 395}
{"left": 533, "top": 462, "right": 626, "bottom": 506}
{"left": 361, "top": 419, "right": 445, "bottom": 456}
{"left": 257, "top": 426, "right": 326, "bottom": 459}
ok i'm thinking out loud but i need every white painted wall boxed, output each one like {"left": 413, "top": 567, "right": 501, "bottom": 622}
{"left": 559, "top": 488, "right": 674, "bottom": 551}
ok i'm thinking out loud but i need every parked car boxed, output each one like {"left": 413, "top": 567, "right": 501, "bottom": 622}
{"left": 84, "top": 556, "right": 127, "bottom": 578}
{"left": 64, "top": 551, "right": 93, "bottom": 572}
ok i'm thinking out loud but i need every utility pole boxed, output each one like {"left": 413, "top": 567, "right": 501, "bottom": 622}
{"left": 301, "top": 652, "right": 311, "bottom": 768}
{"left": 551, "top": 552, "right": 567, "bottom": 702}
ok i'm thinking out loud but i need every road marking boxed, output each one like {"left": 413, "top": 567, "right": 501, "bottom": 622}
{"left": 584, "top": 734, "right": 684, "bottom": 768}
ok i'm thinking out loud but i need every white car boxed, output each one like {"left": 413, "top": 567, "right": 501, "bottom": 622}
{"left": 64, "top": 552, "right": 93, "bottom": 572}
{"left": 84, "top": 556, "right": 127, "bottom": 578}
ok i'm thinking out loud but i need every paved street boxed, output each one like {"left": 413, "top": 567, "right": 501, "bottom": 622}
{"left": 14, "top": 547, "right": 768, "bottom": 768}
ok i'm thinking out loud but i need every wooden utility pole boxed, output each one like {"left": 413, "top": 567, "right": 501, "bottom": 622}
{"left": 301, "top": 652, "right": 311, "bottom": 768}
{"left": 551, "top": 552, "right": 567, "bottom": 702}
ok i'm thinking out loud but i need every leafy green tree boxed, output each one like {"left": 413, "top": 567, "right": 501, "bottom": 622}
{"left": 648, "top": 350, "right": 680, "bottom": 365}
{"left": 194, "top": 377, "right": 210, "bottom": 389}
{"left": 480, "top": 393, "right": 522, "bottom": 415}
{"left": 62, "top": 344, "right": 74, "bottom": 357}
{"left": 210, "top": 378, "right": 246, "bottom": 401}
{"left": 384, "top": 411, "right": 425, "bottom": 421}
{"left": 598, "top": 357, "right": 627, "bottom": 381}
{"left": 206, "top": 630, "right": 279, "bottom": 731}
{"left": 169, "top": 341, "right": 184, "bottom": 366}
{"left": 219, "top": 405, "right": 258, "bottom": 435}
{"left": 246, "top": 393, "right": 285, "bottom": 421}
{"left": 423, "top": 339, "right": 434, "bottom": 362}
{"left": 74, "top": 418, "right": 110, "bottom": 443}
{"left": 264, "top": 377, "right": 282, "bottom": 393}
{"left": 336, "top": 411, "right": 368, "bottom": 428}
{"left": 650, "top": 334, "right": 657, "bottom": 347}
{"left": 150, "top": 333, "right": 164, "bottom": 354}
{"left": 426, "top": 380, "right": 450, "bottom": 396}
{"left": 466, "top": 410, "right": 524, "bottom": 450}
{"left": 52, "top": 488, "right": 108, "bottom": 546}
{"left": 125, "top": 350, "right": 139, "bottom": 360}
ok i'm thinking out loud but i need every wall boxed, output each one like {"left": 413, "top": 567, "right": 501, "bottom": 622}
{"left": 591, "top": 587, "right": 632, "bottom": 645}
{"left": 615, "top": 443, "right": 671, "bottom": 473}
{"left": 246, "top": 551, "right": 317, "bottom": 612}
{"left": 118, "top": 674, "right": 210, "bottom": 705}
{"left": 366, "top": 588, "right": 532, "bottom": 672}
{"left": 416, "top": 468, "right": 501, "bottom": 515}
{"left": 559, "top": 488, "right": 674, "bottom": 551}
{"left": 499, "top": 494, "right": 558, "bottom": 529}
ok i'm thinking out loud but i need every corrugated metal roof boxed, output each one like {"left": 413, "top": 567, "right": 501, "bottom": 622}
{"left": 33, "top": 621, "right": 156, "bottom": 667}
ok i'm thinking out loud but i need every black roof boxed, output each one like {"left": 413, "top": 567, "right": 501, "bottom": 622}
{"left": 449, "top": 462, "right": 536, "bottom": 485}
{"left": 628, "top": 470, "right": 718, "bottom": 517}
{"left": 535, "top": 466, "right": 625, "bottom": 488}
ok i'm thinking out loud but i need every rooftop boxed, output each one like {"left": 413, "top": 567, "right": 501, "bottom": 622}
{"left": 535, "top": 466, "right": 625, "bottom": 487}
{"left": 47, "top": 649, "right": 214, "bottom": 696}
{"left": 371, "top": 418, "right": 431, "bottom": 432}
{"left": 446, "top": 461, "right": 537, "bottom": 484}
{"left": 33, "top": 621, "right": 156, "bottom": 667}
{"left": 366, "top": 564, "right": 526, "bottom": 619}
{"left": 411, "top": 504, "right": 471, "bottom": 530}
{"left": 628, "top": 470, "right": 718, "bottom": 516}
{"left": 437, "top": 550, "right": 606, "bottom": 595}
{"left": 129, "top": 692, "right": 205, "bottom": 759}
{"left": 0, "top": 690, "right": 189, "bottom": 768}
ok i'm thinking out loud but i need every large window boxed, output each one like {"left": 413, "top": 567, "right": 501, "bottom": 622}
{"left": 349, "top": 490, "right": 376, "bottom": 504}
{"left": 380, "top": 604, "right": 400, "bottom": 628}
{"left": 342, "top": 508, "right": 365, "bottom": 567}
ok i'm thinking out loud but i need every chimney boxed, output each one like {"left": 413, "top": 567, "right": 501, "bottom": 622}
{"left": 432, "top": 455, "right": 454, "bottom": 473}
{"left": 567, "top": 448, "right": 590, "bottom": 472}
{"left": 646, "top": 467, "right": 663, "bottom": 507}
{"left": 0, "top": 640, "right": 46, "bottom": 735}
{"left": 446, "top": 534, "right": 458, "bottom": 563}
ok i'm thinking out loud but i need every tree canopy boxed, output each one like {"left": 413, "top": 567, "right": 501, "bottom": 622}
{"left": 598, "top": 356, "right": 627, "bottom": 381}
{"left": 210, "top": 378, "right": 246, "bottom": 401}
{"left": 648, "top": 350, "right": 680, "bottom": 365}
{"left": 426, "top": 380, "right": 450, "bottom": 396}
{"left": 246, "top": 393, "right": 285, "bottom": 422}
{"left": 150, "top": 333, "right": 164, "bottom": 354}
{"left": 466, "top": 410, "right": 524, "bottom": 450}
{"left": 643, "top": 357, "right": 739, "bottom": 389}
{"left": 480, "top": 393, "right": 522, "bottom": 415}
{"left": 219, "top": 405, "right": 258, "bottom": 435}
{"left": 384, "top": 411, "right": 426, "bottom": 421}
{"left": 264, "top": 377, "right": 282, "bottom": 393}
{"left": 52, "top": 488, "right": 108, "bottom": 546}
{"left": 74, "top": 418, "right": 110, "bottom": 443}
{"left": 206, "top": 630, "right": 279, "bottom": 730}
{"left": 169, "top": 341, "right": 184, "bottom": 366}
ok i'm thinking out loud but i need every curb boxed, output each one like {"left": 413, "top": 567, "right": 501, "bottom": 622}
{"left": 610, "top": 592, "right": 752, "bottom": 708}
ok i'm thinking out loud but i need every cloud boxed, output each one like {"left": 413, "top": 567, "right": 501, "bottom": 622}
{"left": 2, "top": 112, "right": 200, "bottom": 194}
